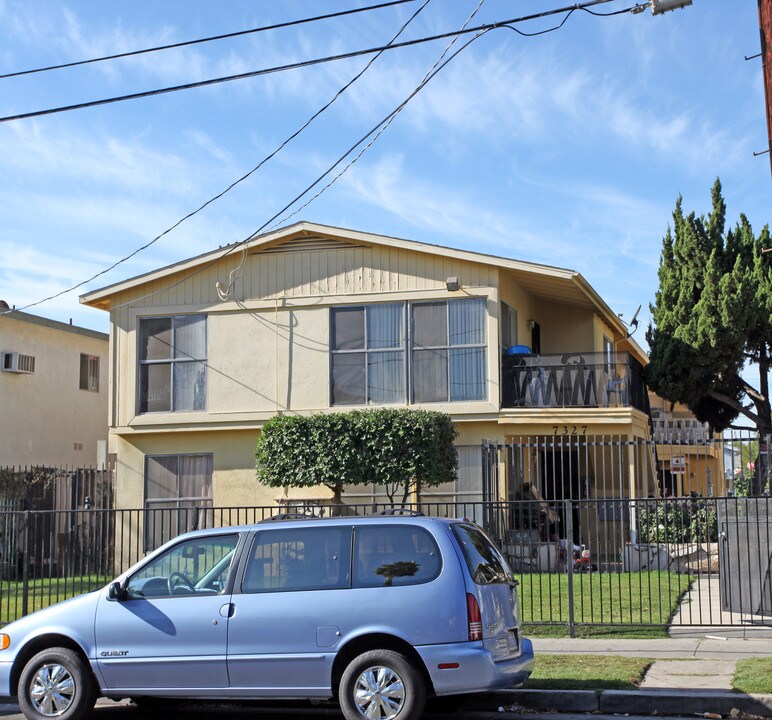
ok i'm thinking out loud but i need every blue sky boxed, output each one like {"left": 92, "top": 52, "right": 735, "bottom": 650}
{"left": 1, "top": 0, "right": 769, "bottom": 357}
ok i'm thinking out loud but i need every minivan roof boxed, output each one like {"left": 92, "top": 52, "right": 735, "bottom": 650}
{"left": 175, "top": 514, "right": 464, "bottom": 540}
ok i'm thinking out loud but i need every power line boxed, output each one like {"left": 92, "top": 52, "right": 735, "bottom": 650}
{"left": 113, "top": 0, "right": 613, "bottom": 312}
{"left": 108, "top": 26, "right": 492, "bottom": 314}
{"left": 0, "top": 0, "right": 644, "bottom": 124}
{"left": 8, "top": 0, "right": 434, "bottom": 313}
{"left": 4, "top": 0, "right": 644, "bottom": 316}
{"left": 0, "top": 0, "right": 418, "bottom": 81}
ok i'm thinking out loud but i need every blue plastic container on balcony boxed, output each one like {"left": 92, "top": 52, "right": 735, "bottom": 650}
{"left": 505, "top": 345, "right": 532, "bottom": 355}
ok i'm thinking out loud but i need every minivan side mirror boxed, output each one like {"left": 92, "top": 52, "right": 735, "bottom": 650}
{"left": 108, "top": 581, "right": 127, "bottom": 601}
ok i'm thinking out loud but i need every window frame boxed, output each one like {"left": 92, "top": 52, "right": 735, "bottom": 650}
{"left": 329, "top": 298, "right": 488, "bottom": 407}
{"left": 501, "top": 303, "right": 518, "bottom": 350}
{"left": 410, "top": 298, "right": 488, "bottom": 403}
{"left": 137, "top": 314, "right": 207, "bottom": 414}
{"left": 79, "top": 353, "right": 100, "bottom": 392}
{"left": 329, "top": 303, "right": 407, "bottom": 406}
{"left": 143, "top": 452, "right": 214, "bottom": 552}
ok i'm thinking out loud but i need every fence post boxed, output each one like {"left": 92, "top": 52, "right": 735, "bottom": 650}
{"left": 565, "top": 499, "right": 575, "bottom": 638}
{"left": 21, "top": 510, "right": 30, "bottom": 618}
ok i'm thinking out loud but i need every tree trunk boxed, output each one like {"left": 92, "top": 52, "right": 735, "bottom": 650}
{"left": 751, "top": 350, "right": 771, "bottom": 495}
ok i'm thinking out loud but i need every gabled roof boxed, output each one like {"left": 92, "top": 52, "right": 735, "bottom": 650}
{"left": 79, "top": 221, "right": 642, "bottom": 358}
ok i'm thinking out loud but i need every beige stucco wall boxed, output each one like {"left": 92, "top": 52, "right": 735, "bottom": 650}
{"left": 534, "top": 299, "right": 595, "bottom": 355}
{"left": 0, "top": 313, "right": 108, "bottom": 467}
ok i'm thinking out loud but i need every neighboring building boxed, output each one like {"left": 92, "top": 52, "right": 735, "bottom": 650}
{"left": 649, "top": 392, "right": 726, "bottom": 496}
{"left": 81, "top": 222, "right": 656, "bottom": 548}
{"left": 0, "top": 304, "right": 109, "bottom": 468}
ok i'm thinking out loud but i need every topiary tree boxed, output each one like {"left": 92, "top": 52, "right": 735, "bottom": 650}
{"left": 255, "top": 408, "right": 458, "bottom": 508}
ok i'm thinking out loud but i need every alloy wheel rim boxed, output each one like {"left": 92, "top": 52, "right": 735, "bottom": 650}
{"left": 29, "top": 663, "right": 75, "bottom": 717}
{"left": 353, "top": 664, "right": 405, "bottom": 720}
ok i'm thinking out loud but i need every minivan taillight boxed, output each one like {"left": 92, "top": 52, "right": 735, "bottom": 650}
{"left": 467, "top": 593, "right": 482, "bottom": 641}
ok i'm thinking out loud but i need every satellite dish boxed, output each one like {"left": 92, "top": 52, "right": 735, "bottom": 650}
{"left": 630, "top": 305, "right": 641, "bottom": 329}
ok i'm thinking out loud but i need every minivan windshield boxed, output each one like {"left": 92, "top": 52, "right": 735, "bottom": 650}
{"left": 451, "top": 524, "right": 512, "bottom": 585}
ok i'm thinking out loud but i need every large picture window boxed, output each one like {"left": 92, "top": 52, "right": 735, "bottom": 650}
{"left": 144, "top": 453, "right": 213, "bottom": 551}
{"left": 138, "top": 315, "right": 207, "bottom": 413}
{"left": 330, "top": 304, "right": 406, "bottom": 405}
{"left": 330, "top": 298, "right": 487, "bottom": 405}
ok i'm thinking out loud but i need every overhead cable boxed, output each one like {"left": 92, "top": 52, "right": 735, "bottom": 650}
{"left": 0, "top": 0, "right": 417, "bottom": 80}
{"left": 0, "top": 0, "right": 646, "bottom": 124}
{"left": 8, "top": 0, "right": 433, "bottom": 313}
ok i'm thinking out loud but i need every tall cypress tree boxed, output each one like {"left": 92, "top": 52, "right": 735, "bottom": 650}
{"left": 646, "top": 180, "right": 772, "bottom": 492}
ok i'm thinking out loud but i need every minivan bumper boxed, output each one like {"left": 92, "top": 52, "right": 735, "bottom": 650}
{"left": 419, "top": 637, "right": 534, "bottom": 696}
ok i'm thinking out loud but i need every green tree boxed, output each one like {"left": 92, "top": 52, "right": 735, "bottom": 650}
{"left": 255, "top": 409, "right": 458, "bottom": 508}
{"left": 646, "top": 180, "right": 772, "bottom": 494}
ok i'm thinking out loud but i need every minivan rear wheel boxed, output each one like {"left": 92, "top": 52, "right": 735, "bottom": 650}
{"left": 339, "top": 649, "right": 425, "bottom": 720}
{"left": 18, "top": 647, "right": 96, "bottom": 720}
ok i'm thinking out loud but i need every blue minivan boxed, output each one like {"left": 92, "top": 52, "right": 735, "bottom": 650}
{"left": 0, "top": 514, "right": 533, "bottom": 720}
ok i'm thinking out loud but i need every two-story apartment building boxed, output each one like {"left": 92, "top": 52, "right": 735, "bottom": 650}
{"left": 81, "top": 222, "right": 656, "bottom": 544}
{"left": 0, "top": 304, "right": 108, "bottom": 468}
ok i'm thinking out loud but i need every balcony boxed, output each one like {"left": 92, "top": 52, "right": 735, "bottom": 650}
{"left": 501, "top": 351, "right": 647, "bottom": 412}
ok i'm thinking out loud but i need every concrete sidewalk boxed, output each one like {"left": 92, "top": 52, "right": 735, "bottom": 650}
{"left": 519, "top": 635, "right": 772, "bottom": 717}
{"left": 531, "top": 636, "right": 772, "bottom": 659}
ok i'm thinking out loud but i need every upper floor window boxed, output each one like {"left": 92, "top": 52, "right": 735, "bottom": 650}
{"left": 79, "top": 354, "right": 99, "bottom": 392}
{"left": 330, "top": 298, "right": 487, "bottom": 406}
{"left": 412, "top": 298, "right": 487, "bottom": 402}
{"left": 501, "top": 303, "right": 518, "bottom": 350}
{"left": 138, "top": 315, "right": 207, "bottom": 413}
{"left": 331, "top": 304, "right": 406, "bottom": 405}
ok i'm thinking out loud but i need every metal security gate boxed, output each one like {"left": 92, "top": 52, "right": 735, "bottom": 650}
{"left": 719, "top": 498, "right": 772, "bottom": 616}
{"left": 482, "top": 434, "right": 772, "bottom": 633}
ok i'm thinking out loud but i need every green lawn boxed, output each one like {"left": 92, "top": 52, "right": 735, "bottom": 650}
{"left": 732, "top": 658, "right": 772, "bottom": 694}
{"left": 518, "top": 571, "right": 692, "bottom": 638}
{"left": 525, "top": 653, "right": 654, "bottom": 690}
{"left": 0, "top": 576, "right": 107, "bottom": 624}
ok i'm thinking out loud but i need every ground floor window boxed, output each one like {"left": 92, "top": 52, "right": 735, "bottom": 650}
{"left": 144, "top": 453, "right": 213, "bottom": 551}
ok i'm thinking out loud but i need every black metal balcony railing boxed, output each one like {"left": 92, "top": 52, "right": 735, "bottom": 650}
{"left": 501, "top": 351, "right": 646, "bottom": 412}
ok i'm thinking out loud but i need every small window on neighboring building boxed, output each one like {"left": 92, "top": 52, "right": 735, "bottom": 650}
{"left": 79, "top": 354, "right": 100, "bottom": 392}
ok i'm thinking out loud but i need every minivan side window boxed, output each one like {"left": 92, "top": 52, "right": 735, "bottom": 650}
{"left": 353, "top": 525, "right": 441, "bottom": 588}
{"left": 125, "top": 533, "right": 239, "bottom": 599}
{"left": 242, "top": 526, "right": 352, "bottom": 593}
{"left": 451, "top": 524, "right": 512, "bottom": 585}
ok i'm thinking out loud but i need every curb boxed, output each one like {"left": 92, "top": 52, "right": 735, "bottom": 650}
{"left": 461, "top": 689, "right": 772, "bottom": 717}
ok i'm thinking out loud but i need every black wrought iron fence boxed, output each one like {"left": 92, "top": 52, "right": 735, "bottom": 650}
{"left": 1, "top": 498, "right": 770, "bottom": 635}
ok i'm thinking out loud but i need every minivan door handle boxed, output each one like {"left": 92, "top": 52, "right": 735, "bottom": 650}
{"left": 219, "top": 603, "right": 235, "bottom": 618}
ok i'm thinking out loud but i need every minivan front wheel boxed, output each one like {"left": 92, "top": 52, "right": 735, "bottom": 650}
{"left": 18, "top": 647, "right": 96, "bottom": 720}
{"left": 339, "top": 649, "right": 425, "bottom": 720}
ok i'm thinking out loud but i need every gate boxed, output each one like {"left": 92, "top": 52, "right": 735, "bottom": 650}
{"left": 718, "top": 498, "right": 772, "bottom": 616}
{"left": 482, "top": 434, "right": 772, "bottom": 633}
